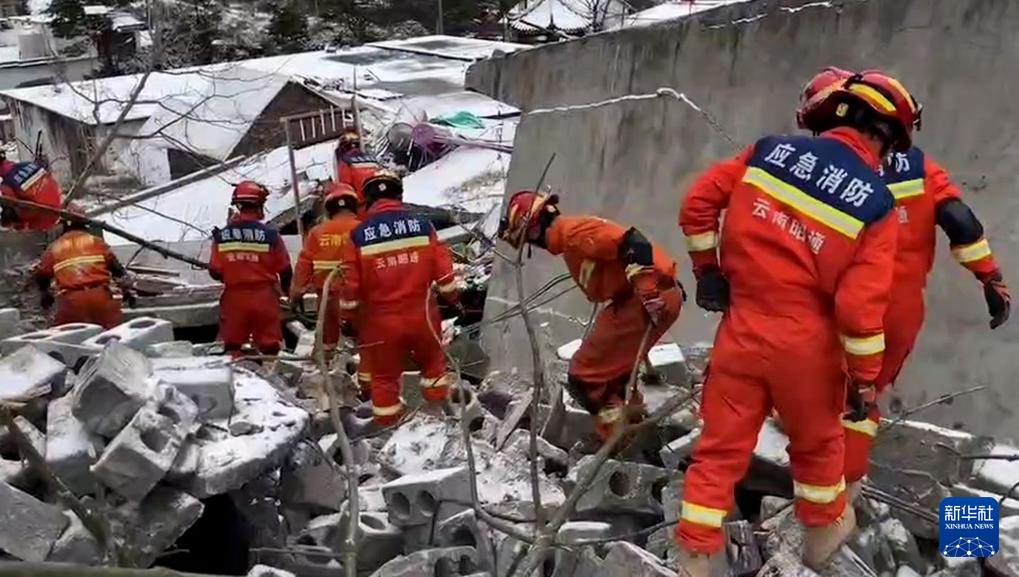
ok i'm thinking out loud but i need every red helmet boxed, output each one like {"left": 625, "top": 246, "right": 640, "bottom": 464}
{"left": 362, "top": 170, "right": 403, "bottom": 206}
{"left": 323, "top": 181, "right": 359, "bottom": 211}
{"left": 802, "top": 70, "right": 920, "bottom": 152}
{"left": 796, "top": 66, "right": 854, "bottom": 130}
{"left": 231, "top": 180, "right": 268, "bottom": 206}
{"left": 498, "top": 190, "right": 559, "bottom": 249}
{"left": 338, "top": 131, "right": 361, "bottom": 151}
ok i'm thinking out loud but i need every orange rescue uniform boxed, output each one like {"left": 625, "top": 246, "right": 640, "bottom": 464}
{"left": 340, "top": 199, "right": 458, "bottom": 426}
{"left": 36, "top": 229, "right": 124, "bottom": 328}
{"left": 1, "top": 162, "right": 62, "bottom": 231}
{"left": 677, "top": 127, "right": 898, "bottom": 553}
{"left": 547, "top": 216, "right": 682, "bottom": 440}
{"left": 336, "top": 150, "right": 380, "bottom": 212}
{"left": 293, "top": 212, "right": 360, "bottom": 351}
{"left": 842, "top": 147, "right": 1002, "bottom": 482}
{"left": 209, "top": 213, "right": 292, "bottom": 356}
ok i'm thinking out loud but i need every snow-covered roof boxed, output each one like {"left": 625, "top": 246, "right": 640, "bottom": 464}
{"left": 135, "top": 66, "right": 293, "bottom": 162}
{"left": 395, "top": 91, "right": 519, "bottom": 122}
{"left": 611, "top": 0, "right": 751, "bottom": 29}
{"left": 100, "top": 139, "right": 338, "bottom": 246}
{"left": 508, "top": 0, "right": 628, "bottom": 34}
{"left": 0, "top": 36, "right": 527, "bottom": 125}
{"left": 369, "top": 36, "right": 526, "bottom": 61}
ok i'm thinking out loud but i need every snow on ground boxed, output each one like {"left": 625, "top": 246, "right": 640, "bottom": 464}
{"left": 509, "top": 0, "right": 628, "bottom": 34}
{"left": 612, "top": 0, "right": 751, "bottom": 29}
{"left": 368, "top": 36, "right": 526, "bottom": 62}
{"left": 754, "top": 419, "right": 790, "bottom": 467}
{"left": 971, "top": 442, "right": 1019, "bottom": 493}
{"left": 100, "top": 139, "right": 336, "bottom": 246}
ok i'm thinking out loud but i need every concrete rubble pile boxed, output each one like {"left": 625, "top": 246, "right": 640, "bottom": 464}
{"left": 0, "top": 311, "right": 1016, "bottom": 577}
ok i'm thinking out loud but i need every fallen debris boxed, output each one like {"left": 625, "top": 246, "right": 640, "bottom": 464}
{"left": 0, "top": 345, "right": 67, "bottom": 404}
{"left": 72, "top": 342, "right": 154, "bottom": 437}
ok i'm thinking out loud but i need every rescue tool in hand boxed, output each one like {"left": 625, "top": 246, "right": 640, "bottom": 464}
{"left": 498, "top": 190, "right": 683, "bottom": 443}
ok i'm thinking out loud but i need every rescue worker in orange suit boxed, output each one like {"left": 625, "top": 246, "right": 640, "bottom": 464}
{"left": 0, "top": 153, "right": 62, "bottom": 231}
{"left": 35, "top": 205, "right": 134, "bottom": 328}
{"left": 796, "top": 67, "right": 1011, "bottom": 494}
{"left": 497, "top": 192, "right": 683, "bottom": 442}
{"left": 339, "top": 170, "right": 459, "bottom": 427}
{"left": 676, "top": 71, "right": 921, "bottom": 574}
{"left": 290, "top": 182, "right": 361, "bottom": 356}
{"left": 335, "top": 131, "right": 380, "bottom": 211}
{"left": 209, "top": 181, "right": 293, "bottom": 358}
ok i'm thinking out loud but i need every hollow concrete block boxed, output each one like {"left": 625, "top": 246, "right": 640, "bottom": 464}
{"left": 72, "top": 342, "right": 153, "bottom": 437}
{"left": 381, "top": 466, "right": 470, "bottom": 528}
{"left": 82, "top": 317, "right": 174, "bottom": 352}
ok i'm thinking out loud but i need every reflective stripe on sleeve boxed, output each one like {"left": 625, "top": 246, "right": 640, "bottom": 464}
{"left": 53, "top": 255, "right": 105, "bottom": 272}
{"left": 685, "top": 231, "right": 718, "bottom": 252}
{"left": 841, "top": 333, "right": 885, "bottom": 356}
{"left": 338, "top": 300, "right": 359, "bottom": 310}
{"left": 952, "top": 239, "right": 992, "bottom": 264}
{"left": 312, "top": 260, "right": 342, "bottom": 271}
{"left": 887, "top": 179, "right": 924, "bottom": 200}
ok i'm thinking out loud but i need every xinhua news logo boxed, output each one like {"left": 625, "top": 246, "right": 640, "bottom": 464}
{"left": 939, "top": 497, "right": 999, "bottom": 558}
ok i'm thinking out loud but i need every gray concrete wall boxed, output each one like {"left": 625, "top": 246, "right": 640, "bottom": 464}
{"left": 475, "top": 0, "right": 1019, "bottom": 440}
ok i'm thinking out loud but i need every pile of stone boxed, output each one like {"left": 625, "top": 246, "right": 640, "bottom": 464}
{"left": 1, "top": 309, "right": 1019, "bottom": 577}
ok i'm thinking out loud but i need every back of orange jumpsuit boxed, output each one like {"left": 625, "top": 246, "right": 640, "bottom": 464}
{"left": 339, "top": 198, "right": 459, "bottom": 426}
{"left": 209, "top": 214, "right": 292, "bottom": 356}
{"left": 36, "top": 229, "right": 125, "bottom": 328}
{"left": 336, "top": 150, "right": 380, "bottom": 213}
{"left": 842, "top": 147, "right": 1003, "bottom": 482}
{"left": 1, "top": 161, "right": 62, "bottom": 231}
{"left": 677, "top": 127, "right": 898, "bottom": 553}
{"left": 547, "top": 216, "right": 683, "bottom": 440}
{"left": 292, "top": 212, "right": 360, "bottom": 349}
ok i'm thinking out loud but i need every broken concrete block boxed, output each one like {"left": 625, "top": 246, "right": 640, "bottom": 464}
{"left": 335, "top": 508, "right": 404, "bottom": 572}
{"left": 496, "top": 389, "right": 532, "bottom": 449}
{"left": 91, "top": 384, "right": 197, "bottom": 501}
{"left": 437, "top": 509, "right": 496, "bottom": 572}
{"left": 570, "top": 456, "right": 670, "bottom": 517}
{"left": 871, "top": 420, "right": 986, "bottom": 487}
{"left": 111, "top": 487, "right": 204, "bottom": 567}
{"left": 1, "top": 323, "right": 103, "bottom": 370}
{"left": 660, "top": 427, "right": 700, "bottom": 471}
{"left": 505, "top": 429, "right": 569, "bottom": 476}
{"left": 646, "top": 525, "right": 678, "bottom": 564}
{"left": 557, "top": 339, "right": 582, "bottom": 361}
{"left": 761, "top": 507, "right": 878, "bottom": 576}
{"left": 598, "top": 541, "right": 677, "bottom": 577}
{"left": 180, "top": 371, "right": 309, "bottom": 498}
{"left": 280, "top": 440, "right": 346, "bottom": 513}
{"left": 72, "top": 342, "right": 153, "bottom": 437}
{"left": 83, "top": 317, "right": 174, "bottom": 351}
{"left": 144, "top": 341, "right": 195, "bottom": 358}
{"left": 760, "top": 496, "right": 792, "bottom": 521}
{"left": 12, "top": 414, "right": 45, "bottom": 455}
{"left": 0, "top": 308, "right": 20, "bottom": 341}
{"left": 45, "top": 394, "right": 102, "bottom": 495}
{"left": 369, "top": 546, "right": 478, "bottom": 577}
{"left": 47, "top": 511, "right": 102, "bottom": 565}
{"left": 877, "top": 517, "right": 926, "bottom": 574}
{"left": 849, "top": 526, "right": 896, "bottom": 576}
{"left": 382, "top": 466, "right": 470, "bottom": 527}
{"left": 724, "top": 520, "right": 762, "bottom": 576}
{"left": 0, "top": 479, "right": 69, "bottom": 561}
{"left": 151, "top": 356, "right": 235, "bottom": 421}
{"left": 552, "top": 522, "right": 614, "bottom": 577}
{"left": 248, "top": 566, "right": 297, "bottom": 577}
{"left": 449, "top": 386, "right": 485, "bottom": 431}
{"left": 645, "top": 342, "right": 689, "bottom": 386}
{"left": 987, "top": 515, "right": 1019, "bottom": 577}
{"left": 0, "top": 345, "right": 66, "bottom": 404}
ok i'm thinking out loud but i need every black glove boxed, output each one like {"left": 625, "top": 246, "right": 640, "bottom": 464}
{"left": 340, "top": 320, "right": 357, "bottom": 339}
{"left": 288, "top": 293, "right": 305, "bottom": 316}
{"left": 122, "top": 289, "right": 137, "bottom": 308}
{"left": 981, "top": 271, "right": 1010, "bottom": 330}
{"left": 695, "top": 268, "right": 729, "bottom": 312}
{"left": 844, "top": 378, "right": 877, "bottom": 423}
{"left": 40, "top": 291, "right": 54, "bottom": 310}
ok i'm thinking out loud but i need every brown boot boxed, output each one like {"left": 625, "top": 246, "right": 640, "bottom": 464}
{"left": 675, "top": 546, "right": 712, "bottom": 577}
{"left": 803, "top": 503, "right": 856, "bottom": 571}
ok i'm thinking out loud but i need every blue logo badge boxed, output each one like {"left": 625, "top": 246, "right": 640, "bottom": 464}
{"left": 939, "top": 497, "right": 999, "bottom": 558}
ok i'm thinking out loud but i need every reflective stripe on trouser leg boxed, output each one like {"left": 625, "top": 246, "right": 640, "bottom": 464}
{"left": 676, "top": 324, "right": 770, "bottom": 554}
{"left": 843, "top": 405, "right": 880, "bottom": 484}
{"left": 370, "top": 373, "right": 403, "bottom": 427}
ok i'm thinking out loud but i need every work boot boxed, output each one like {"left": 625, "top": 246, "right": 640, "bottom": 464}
{"left": 675, "top": 546, "right": 712, "bottom": 577}
{"left": 803, "top": 503, "right": 857, "bottom": 571}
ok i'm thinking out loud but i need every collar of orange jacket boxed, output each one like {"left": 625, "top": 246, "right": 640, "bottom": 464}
{"left": 821, "top": 126, "right": 883, "bottom": 169}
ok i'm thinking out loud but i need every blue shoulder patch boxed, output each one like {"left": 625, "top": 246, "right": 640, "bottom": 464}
{"left": 343, "top": 152, "right": 379, "bottom": 165}
{"left": 747, "top": 134, "right": 894, "bottom": 226}
{"left": 352, "top": 209, "right": 430, "bottom": 248}
{"left": 882, "top": 146, "right": 925, "bottom": 184}
{"left": 4, "top": 162, "right": 44, "bottom": 191}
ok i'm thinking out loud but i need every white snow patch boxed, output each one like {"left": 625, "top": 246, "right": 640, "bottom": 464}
{"left": 754, "top": 419, "right": 790, "bottom": 467}
{"left": 877, "top": 518, "right": 911, "bottom": 548}
{"left": 379, "top": 415, "right": 453, "bottom": 473}
{"left": 612, "top": 0, "right": 750, "bottom": 29}
{"left": 0, "top": 345, "right": 63, "bottom": 403}
{"left": 403, "top": 144, "right": 512, "bottom": 228}
{"left": 556, "top": 339, "right": 582, "bottom": 361}
{"left": 971, "top": 442, "right": 1019, "bottom": 493}
{"left": 894, "top": 419, "right": 973, "bottom": 440}
{"left": 368, "top": 36, "right": 526, "bottom": 61}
